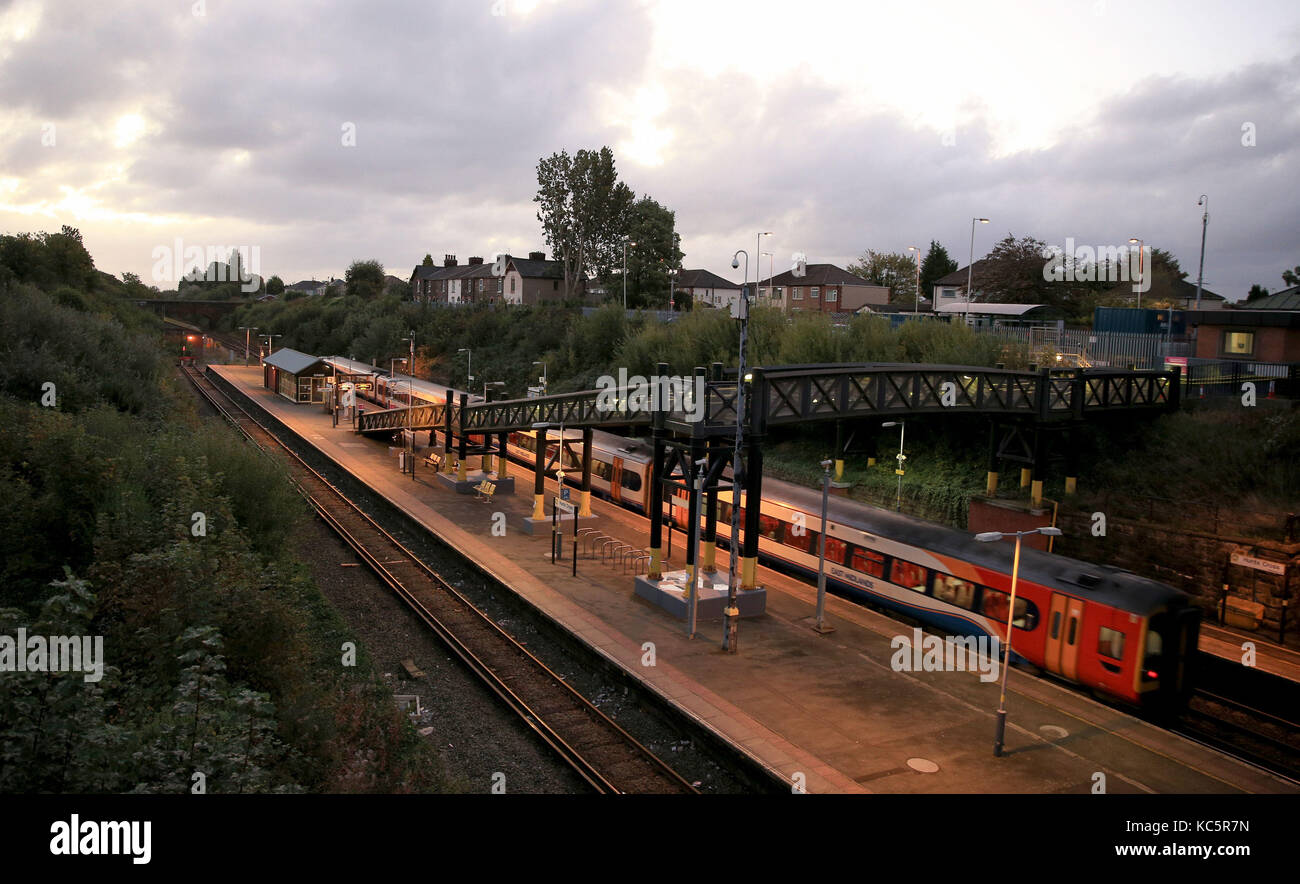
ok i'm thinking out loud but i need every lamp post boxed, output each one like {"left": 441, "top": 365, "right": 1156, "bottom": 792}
{"left": 966, "top": 218, "right": 989, "bottom": 326}
{"left": 813, "top": 458, "right": 835, "bottom": 634}
{"left": 1127, "top": 237, "right": 1145, "bottom": 309}
{"left": 668, "top": 268, "right": 678, "bottom": 311}
{"left": 756, "top": 232, "right": 771, "bottom": 302}
{"left": 882, "top": 420, "right": 905, "bottom": 511}
{"left": 622, "top": 237, "right": 636, "bottom": 309}
{"left": 724, "top": 248, "right": 750, "bottom": 653}
{"left": 532, "top": 361, "right": 547, "bottom": 396}
{"left": 759, "top": 251, "right": 774, "bottom": 302}
{"left": 389, "top": 357, "right": 406, "bottom": 408}
{"left": 457, "top": 347, "right": 472, "bottom": 391}
{"left": 261, "top": 333, "right": 281, "bottom": 357}
{"left": 238, "top": 326, "right": 257, "bottom": 366}
{"left": 975, "top": 526, "right": 1064, "bottom": 757}
{"left": 1195, "top": 196, "right": 1209, "bottom": 310}
{"left": 907, "top": 246, "right": 921, "bottom": 314}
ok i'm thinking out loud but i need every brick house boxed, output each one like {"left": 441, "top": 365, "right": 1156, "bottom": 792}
{"left": 758, "top": 264, "right": 889, "bottom": 313}
{"left": 675, "top": 269, "right": 742, "bottom": 312}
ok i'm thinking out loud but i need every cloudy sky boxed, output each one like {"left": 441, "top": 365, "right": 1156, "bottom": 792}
{"left": 1, "top": 0, "right": 1297, "bottom": 300}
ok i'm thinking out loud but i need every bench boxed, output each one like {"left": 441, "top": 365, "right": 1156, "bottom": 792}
{"left": 474, "top": 481, "right": 497, "bottom": 502}
{"left": 424, "top": 452, "right": 444, "bottom": 472}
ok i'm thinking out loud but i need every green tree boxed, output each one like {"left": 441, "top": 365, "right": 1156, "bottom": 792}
{"left": 622, "top": 196, "right": 683, "bottom": 309}
{"left": 919, "top": 240, "right": 958, "bottom": 304}
{"left": 534, "top": 147, "right": 634, "bottom": 300}
{"left": 847, "top": 249, "right": 918, "bottom": 305}
{"left": 345, "top": 260, "right": 385, "bottom": 299}
{"left": 421, "top": 254, "right": 434, "bottom": 267}
{"left": 266, "top": 275, "right": 285, "bottom": 295}
{"left": 1247, "top": 283, "right": 1270, "bottom": 302}
{"left": 1282, "top": 266, "right": 1300, "bottom": 287}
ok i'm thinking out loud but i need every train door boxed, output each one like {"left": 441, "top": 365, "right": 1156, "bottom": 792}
{"left": 610, "top": 457, "right": 623, "bottom": 504}
{"left": 1043, "top": 593, "right": 1085, "bottom": 682}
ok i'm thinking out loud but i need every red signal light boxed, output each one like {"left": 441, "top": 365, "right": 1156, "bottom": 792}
{"left": 1145, "top": 670, "right": 1158, "bottom": 679}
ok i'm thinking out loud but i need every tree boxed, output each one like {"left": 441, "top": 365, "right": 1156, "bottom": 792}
{"left": 919, "top": 241, "right": 957, "bottom": 304}
{"left": 1247, "top": 284, "right": 1270, "bottom": 302}
{"left": 422, "top": 254, "right": 434, "bottom": 267}
{"left": 266, "top": 275, "right": 285, "bottom": 295}
{"left": 847, "top": 249, "right": 918, "bottom": 305}
{"left": 621, "top": 196, "right": 683, "bottom": 309}
{"left": 345, "top": 260, "right": 385, "bottom": 299}
{"left": 976, "top": 234, "right": 1058, "bottom": 304}
{"left": 1282, "top": 266, "right": 1300, "bottom": 287}
{"left": 534, "top": 147, "right": 635, "bottom": 301}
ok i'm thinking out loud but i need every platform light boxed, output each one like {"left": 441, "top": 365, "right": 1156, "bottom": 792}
{"left": 975, "top": 525, "right": 1063, "bottom": 757}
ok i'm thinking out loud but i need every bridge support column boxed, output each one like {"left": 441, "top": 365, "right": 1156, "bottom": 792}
{"left": 701, "top": 437, "right": 719, "bottom": 573}
{"left": 457, "top": 393, "right": 468, "bottom": 482}
{"left": 496, "top": 431, "right": 508, "bottom": 479}
{"left": 443, "top": 396, "right": 453, "bottom": 462}
{"left": 579, "top": 427, "right": 593, "bottom": 517}
{"left": 1064, "top": 431, "right": 1078, "bottom": 496}
{"left": 1030, "top": 428, "right": 1044, "bottom": 506}
{"left": 741, "top": 436, "right": 763, "bottom": 591}
{"left": 985, "top": 422, "right": 999, "bottom": 496}
{"left": 532, "top": 425, "right": 547, "bottom": 520}
{"left": 481, "top": 389, "right": 494, "bottom": 472}
{"left": 685, "top": 436, "right": 705, "bottom": 592}
{"left": 834, "top": 420, "right": 846, "bottom": 483}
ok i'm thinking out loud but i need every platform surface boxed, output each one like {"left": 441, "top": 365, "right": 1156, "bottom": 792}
{"left": 210, "top": 365, "right": 1298, "bottom": 795}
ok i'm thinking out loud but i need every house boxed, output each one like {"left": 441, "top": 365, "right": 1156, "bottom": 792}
{"left": 410, "top": 252, "right": 564, "bottom": 305}
{"left": 502, "top": 252, "right": 565, "bottom": 305}
{"left": 285, "top": 278, "right": 332, "bottom": 297}
{"left": 930, "top": 261, "right": 991, "bottom": 309}
{"left": 1099, "top": 274, "right": 1227, "bottom": 310}
{"left": 758, "top": 264, "right": 889, "bottom": 314}
{"left": 1186, "top": 289, "right": 1300, "bottom": 361}
{"left": 675, "top": 269, "right": 742, "bottom": 312}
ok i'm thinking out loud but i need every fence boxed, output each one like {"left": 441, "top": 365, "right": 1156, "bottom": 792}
{"left": 976, "top": 326, "right": 1191, "bottom": 370}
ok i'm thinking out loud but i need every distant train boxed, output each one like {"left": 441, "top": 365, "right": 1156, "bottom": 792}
{"left": 323, "top": 356, "right": 1200, "bottom": 713}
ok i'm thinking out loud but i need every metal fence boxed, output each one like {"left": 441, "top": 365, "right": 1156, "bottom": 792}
{"left": 976, "top": 326, "right": 1191, "bottom": 369}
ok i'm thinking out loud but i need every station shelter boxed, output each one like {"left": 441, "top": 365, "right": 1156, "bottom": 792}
{"left": 262, "top": 348, "right": 331, "bottom": 403}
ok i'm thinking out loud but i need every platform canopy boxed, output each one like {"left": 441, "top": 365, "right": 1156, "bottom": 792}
{"left": 263, "top": 347, "right": 327, "bottom": 375}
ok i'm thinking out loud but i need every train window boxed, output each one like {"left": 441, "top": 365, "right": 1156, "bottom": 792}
{"left": 718, "top": 503, "right": 732, "bottom": 524}
{"left": 1066, "top": 616, "right": 1078, "bottom": 645}
{"left": 823, "top": 537, "right": 847, "bottom": 565}
{"left": 982, "top": 591, "right": 1039, "bottom": 630}
{"left": 1098, "top": 627, "right": 1126, "bottom": 661}
{"left": 1050, "top": 611, "right": 1061, "bottom": 639}
{"left": 849, "top": 547, "right": 886, "bottom": 577}
{"left": 890, "top": 559, "right": 928, "bottom": 593}
{"left": 1144, "top": 630, "right": 1162, "bottom": 657}
{"left": 620, "top": 470, "right": 642, "bottom": 492}
{"left": 933, "top": 574, "right": 977, "bottom": 610}
{"left": 758, "top": 515, "right": 782, "bottom": 542}
{"left": 592, "top": 461, "right": 611, "bottom": 481}
{"left": 782, "top": 525, "right": 816, "bottom": 554}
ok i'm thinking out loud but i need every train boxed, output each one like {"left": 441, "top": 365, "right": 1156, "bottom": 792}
{"left": 322, "top": 355, "right": 1200, "bottom": 714}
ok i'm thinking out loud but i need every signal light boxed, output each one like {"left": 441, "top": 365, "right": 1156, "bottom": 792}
{"left": 1145, "top": 669, "right": 1158, "bottom": 679}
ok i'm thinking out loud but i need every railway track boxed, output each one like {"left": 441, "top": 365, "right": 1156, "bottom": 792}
{"left": 1177, "top": 689, "right": 1300, "bottom": 783}
{"left": 181, "top": 363, "right": 697, "bottom": 795}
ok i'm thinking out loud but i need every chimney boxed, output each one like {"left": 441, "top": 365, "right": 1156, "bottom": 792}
{"left": 467, "top": 256, "right": 484, "bottom": 266}
{"left": 528, "top": 251, "right": 546, "bottom": 261}
{"left": 443, "top": 254, "right": 457, "bottom": 267}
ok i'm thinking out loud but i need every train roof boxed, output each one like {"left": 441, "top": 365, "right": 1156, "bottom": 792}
{"left": 763, "top": 476, "right": 1185, "bottom": 614}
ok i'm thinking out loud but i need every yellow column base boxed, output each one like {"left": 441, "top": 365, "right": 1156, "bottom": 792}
{"left": 834, "top": 458, "right": 845, "bottom": 482}
{"left": 686, "top": 564, "right": 697, "bottom": 593}
{"left": 578, "top": 489, "right": 592, "bottom": 517}
{"left": 647, "top": 547, "right": 662, "bottom": 581}
{"left": 497, "top": 456, "right": 507, "bottom": 478}
{"left": 986, "top": 471, "right": 998, "bottom": 496}
{"left": 457, "top": 459, "right": 468, "bottom": 482}
{"left": 1019, "top": 467, "right": 1031, "bottom": 488}
{"left": 531, "top": 492, "right": 545, "bottom": 520}
{"left": 482, "top": 454, "right": 492, "bottom": 472}
{"left": 741, "top": 556, "right": 757, "bottom": 590}
{"left": 867, "top": 457, "right": 877, "bottom": 467}
{"left": 1064, "top": 476, "right": 1077, "bottom": 496}
{"left": 1031, "top": 479, "right": 1043, "bottom": 506}
{"left": 700, "top": 540, "right": 716, "bottom": 573}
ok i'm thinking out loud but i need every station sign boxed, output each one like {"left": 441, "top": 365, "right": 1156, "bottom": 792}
{"left": 1230, "top": 552, "right": 1286, "bottom": 575}
{"left": 555, "top": 498, "right": 575, "bottom": 515}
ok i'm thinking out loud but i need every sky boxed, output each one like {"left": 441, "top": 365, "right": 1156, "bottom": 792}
{"left": 1, "top": 0, "right": 1297, "bottom": 300}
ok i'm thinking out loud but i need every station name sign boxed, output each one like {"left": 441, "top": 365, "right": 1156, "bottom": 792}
{"left": 1229, "top": 552, "right": 1286, "bottom": 575}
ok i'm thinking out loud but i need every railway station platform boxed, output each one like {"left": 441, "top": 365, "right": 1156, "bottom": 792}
{"left": 1198, "top": 623, "right": 1300, "bottom": 684}
{"left": 210, "top": 363, "right": 1298, "bottom": 795}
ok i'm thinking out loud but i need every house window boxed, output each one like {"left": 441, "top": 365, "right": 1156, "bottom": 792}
{"left": 510, "top": 277, "right": 516, "bottom": 293}
{"left": 478, "top": 279, "right": 485, "bottom": 293}
{"left": 776, "top": 287, "right": 784, "bottom": 300}
{"left": 826, "top": 288, "right": 837, "bottom": 302}
{"left": 1222, "top": 330, "right": 1255, "bottom": 356}
{"left": 811, "top": 287, "right": 820, "bottom": 300}
{"left": 792, "top": 287, "right": 802, "bottom": 300}
{"left": 497, "top": 278, "right": 503, "bottom": 294}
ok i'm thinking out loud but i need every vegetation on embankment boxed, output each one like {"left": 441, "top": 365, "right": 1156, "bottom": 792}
{"left": 0, "top": 232, "right": 449, "bottom": 793}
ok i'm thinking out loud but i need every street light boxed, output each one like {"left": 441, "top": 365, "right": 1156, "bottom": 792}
{"left": 1195, "top": 196, "right": 1209, "bottom": 310}
{"left": 238, "top": 326, "right": 257, "bottom": 366}
{"left": 668, "top": 268, "right": 678, "bottom": 311}
{"left": 907, "top": 246, "right": 921, "bottom": 314}
{"left": 756, "top": 232, "right": 771, "bottom": 303}
{"left": 966, "top": 218, "right": 989, "bottom": 326}
{"left": 975, "top": 526, "right": 1064, "bottom": 757}
{"left": 724, "top": 248, "right": 750, "bottom": 653}
{"left": 760, "top": 251, "right": 773, "bottom": 301}
{"left": 813, "top": 458, "right": 835, "bottom": 634}
{"left": 622, "top": 237, "right": 636, "bottom": 309}
{"left": 457, "top": 347, "right": 472, "bottom": 391}
{"left": 389, "top": 357, "right": 406, "bottom": 408}
{"left": 261, "top": 333, "right": 282, "bottom": 357}
{"left": 882, "top": 421, "right": 905, "bottom": 511}
{"left": 532, "top": 361, "right": 547, "bottom": 396}
{"left": 1127, "top": 237, "right": 1145, "bottom": 309}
